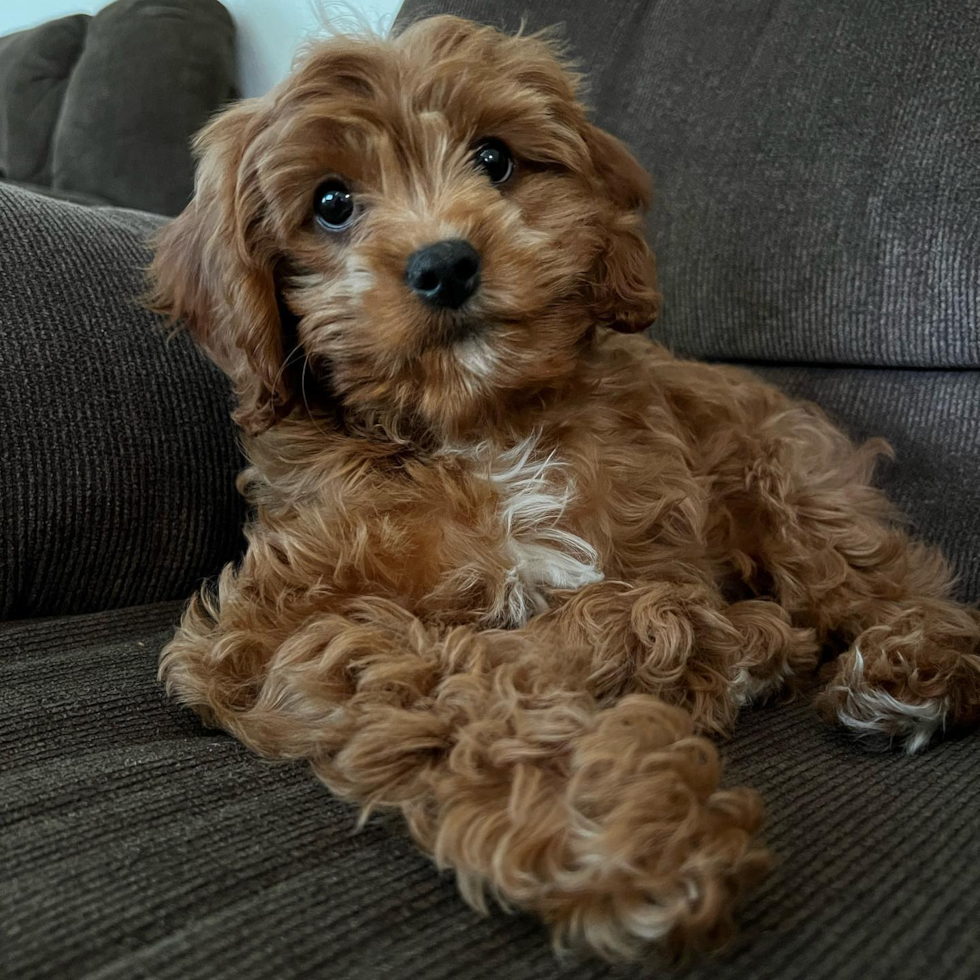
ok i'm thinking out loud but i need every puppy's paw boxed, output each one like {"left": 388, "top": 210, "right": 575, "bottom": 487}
{"left": 818, "top": 644, "right": 948, "bottom": 754}
{"left": 727, "top": 600, "right": 819, "bottom": 709}
{"left": 549, "top": 697, "right": 772, "bottom": 960}
{"left": 818, "top": 604, "right": 980, "bottom": 754}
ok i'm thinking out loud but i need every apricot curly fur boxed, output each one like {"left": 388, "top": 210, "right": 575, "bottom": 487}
{"left": 150, "top": 15, "right": 980, "bottom": 962}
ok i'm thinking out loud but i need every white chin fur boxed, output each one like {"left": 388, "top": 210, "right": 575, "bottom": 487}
{"left": 455, "top": 336, "right": 500, "bottom": 379}
{"left": 833, "top": 646, "right": 948, "bottom": 754}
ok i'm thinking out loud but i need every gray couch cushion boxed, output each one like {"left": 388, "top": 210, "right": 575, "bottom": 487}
{"left": 51, "top": 0, "right": 236, "bottom": 216}
{"left": 0, "top": 183, "right": 244, "bottom": 619}
{"left": 3, "top": 603, "right": 979, "bottom": 980}
{"left": 0, "top": 14, "right": 89, "bottom": 187}
{"left": 0, "top": 177, "right": 111, "bottom": 207}
{"left": 0, "top": 0, "right": 236, "bottom": 217}
{"left": 397, "top": 0, "right": 980, "bottom": 369}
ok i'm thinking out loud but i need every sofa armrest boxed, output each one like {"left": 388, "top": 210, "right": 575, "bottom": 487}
{"left": 0, "top": 183, "right": 244, "bottom": 620}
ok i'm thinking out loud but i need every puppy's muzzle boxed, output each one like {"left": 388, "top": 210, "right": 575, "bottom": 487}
{"left": 406, "top": 239, "right": 481, "bottom": 310}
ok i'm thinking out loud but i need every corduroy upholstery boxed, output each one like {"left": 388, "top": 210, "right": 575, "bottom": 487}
{"left": 0, "top": 184, "right": 245, "bottom": 620}
{"left": 2, "top": 1, "right": 979, "bottom": 977}
{"left": 3, "top": 604, "right": 979, "bottom": 980}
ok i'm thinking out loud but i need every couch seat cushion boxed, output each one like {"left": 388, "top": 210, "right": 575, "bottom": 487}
{"left": 3, "top": 603, "right": 979, "bottom": 980}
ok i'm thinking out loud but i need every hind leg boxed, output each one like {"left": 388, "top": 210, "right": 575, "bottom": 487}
{"left": 707, "top": 400, "right": 980, "bottom": 752}
{"left": 820, "top": 594, "right": 980, "bottom": 752}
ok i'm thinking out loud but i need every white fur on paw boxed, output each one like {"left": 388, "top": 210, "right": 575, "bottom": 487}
{"left": 730, "top": 661, "right": 793, "bottom": 708}
{"left": 834, "top": 646, "right": 948, "bottom": 754}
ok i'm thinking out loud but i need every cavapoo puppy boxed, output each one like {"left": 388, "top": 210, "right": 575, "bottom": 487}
{"left": 149, "top": 15, "right": 980, "bottom": 961}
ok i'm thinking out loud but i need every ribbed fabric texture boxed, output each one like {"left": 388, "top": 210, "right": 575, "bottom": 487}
{"left": 0, "top": 184, "right": 245, "bottom": 619}
{"left": 4, "top": 6, "right": 980, "bottom": 977}
{"left": 3, "top": 604, "right": 979, "bottom": 980}
{"left": 398, "top": 0, "right": 980, "bottom": 368}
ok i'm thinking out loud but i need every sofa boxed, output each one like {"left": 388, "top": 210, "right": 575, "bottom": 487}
{"left": 0, "top": 0, "right": 236, "bottom": 215}
{"left": 2, "top": 1, "right": 978, "bottom": 978}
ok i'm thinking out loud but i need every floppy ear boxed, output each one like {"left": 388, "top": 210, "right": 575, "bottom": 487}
{"left": 147, "top": 101, "right": 292, "bottom": 434}
{"left": 582, "top": 124, "right": 662, "bottom": 333}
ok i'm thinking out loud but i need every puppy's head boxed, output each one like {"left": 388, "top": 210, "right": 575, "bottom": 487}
{"left": 149, "top": 15, "right": 660, "bottom": 437}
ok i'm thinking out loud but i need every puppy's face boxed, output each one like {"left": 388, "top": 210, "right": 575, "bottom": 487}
{"left": 150, "top": 16, "right": 659, "bottom": 438}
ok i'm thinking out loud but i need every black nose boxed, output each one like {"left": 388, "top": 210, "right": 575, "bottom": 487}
{"left": 405, "top": 239, "right": 481, "bottom": 310}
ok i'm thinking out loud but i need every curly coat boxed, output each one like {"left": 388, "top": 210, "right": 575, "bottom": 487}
{"left": 147, "top": 15, "right": 980, "bottom": 962}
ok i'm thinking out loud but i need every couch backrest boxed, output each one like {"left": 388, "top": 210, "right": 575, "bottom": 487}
{"left": 0, "top": 15, "right": 89, "bottom": 189}
{"left": 396, "top": 0, "right": 980, "bottom": 369}
{"left": 0, "top": 0, "right": 236, "bottom": 216}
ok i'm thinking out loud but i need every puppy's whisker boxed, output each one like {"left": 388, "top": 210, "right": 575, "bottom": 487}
{"left": 271, "top": 342, "right": 308, "bottom": 395}
{"left": 301, "top": 354, "right": 334, "bottom": 439}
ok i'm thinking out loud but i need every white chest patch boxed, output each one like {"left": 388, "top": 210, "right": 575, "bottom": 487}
{"left": 470, "top": 436, "right": 604, "bottom": 627}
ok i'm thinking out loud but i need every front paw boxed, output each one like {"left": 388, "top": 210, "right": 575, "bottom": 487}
{"left": 727, "top": 601, "right": 819, "bottom": 708}
{"left": 818, "top": 644, "right": 949, "bottom": 754}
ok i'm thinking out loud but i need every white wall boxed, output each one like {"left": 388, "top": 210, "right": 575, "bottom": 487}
{"left": 0, "top": 0, "right": 404, "bottom": 98}
{"left": 0, "top": 0, "right": 104, "bottom": 31}
{"left": 227, "top": 0, "right": 403, "bottom": 98}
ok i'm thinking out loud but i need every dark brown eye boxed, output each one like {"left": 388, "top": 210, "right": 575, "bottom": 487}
{"left": 313, "top": 178, "right": 355, "bottom": 230}
{"left": 473, "top": 138, "right": 514, "bottom": 184}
